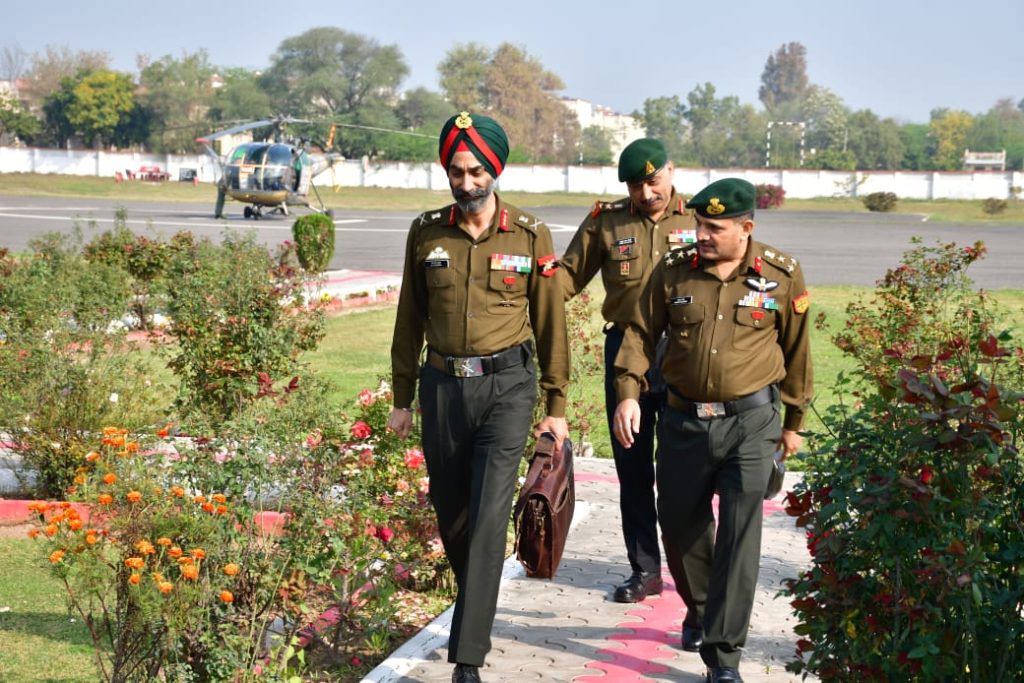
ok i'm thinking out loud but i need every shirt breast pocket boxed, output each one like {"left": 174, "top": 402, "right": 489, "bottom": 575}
{"left": 426, "top": 266, "right": 458, "bottom": 314}
{"left": 733, "top": 307, "right": 776, "bottom": 350}
{"left": 488, "top": 270, "right": 527, "bottom": 315}
{"left": 604, "top": 250, "right": 641, "bottom": 283}
{"left": 668, "top": 302, "right": 704, "bottom": 355}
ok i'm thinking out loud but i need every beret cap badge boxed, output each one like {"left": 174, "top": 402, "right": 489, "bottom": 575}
{"left": 644, "top": 160, "right": 655, "bottom": 175}
{"left": 454, "top": 112, "right": 473, "bottom": 129}
{"left": 706, "top": 197, "right": 726, "bottom": 215}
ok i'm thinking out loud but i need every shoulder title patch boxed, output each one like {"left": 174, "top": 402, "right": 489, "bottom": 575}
{"left": 792, "top": 291, "right": 810, "bottom": 314}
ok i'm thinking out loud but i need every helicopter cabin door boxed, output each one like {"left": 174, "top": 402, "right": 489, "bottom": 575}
{"left": 295, "top": 151, "right": 312, "bottom": 195}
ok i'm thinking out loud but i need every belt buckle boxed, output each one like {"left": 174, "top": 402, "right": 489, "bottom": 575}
{"left": 450, "top": 356, "right": 484, "bottom": 377}
{"left": 696, "top": 401, "right": 726, "bottom": 419}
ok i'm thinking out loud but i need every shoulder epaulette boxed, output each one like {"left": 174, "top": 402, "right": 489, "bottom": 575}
{"left": 508, "top": 206, "right": 545, "bottom": 233}
{"left": 761, "top": 246, "right": 799, "bottom": 276}
{"left": 416, "top": 204, "right": 456, "bottom": 228}
{"left": 664, "top": 244, "right": 697, "bottom": 267}
{"left": 590, "top": 198, "right": 629, "bottom": 218}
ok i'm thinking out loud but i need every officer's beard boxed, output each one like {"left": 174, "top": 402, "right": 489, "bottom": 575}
{"left": 453, "top": 182, "right": 494, "bottom": 214}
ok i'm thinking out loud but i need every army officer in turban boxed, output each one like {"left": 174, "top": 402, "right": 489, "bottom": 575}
{"left": 388, "top": 112, "right": 570, "bottom": 683}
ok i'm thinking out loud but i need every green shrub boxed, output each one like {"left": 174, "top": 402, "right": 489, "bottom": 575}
{"left": 982, "top": 197, "right": 1008, "bottom": 215}
{"left": 755, "top": 183, "right": 786, "bottom": 209}
{"left": 784, "top": 239, "right": 1024, "bottom": 681}
{"left": 292, "top": 213, "right": 336, "bottom": 273}
{"left": 862, "top": 191, "right": 898, "bottom": 212}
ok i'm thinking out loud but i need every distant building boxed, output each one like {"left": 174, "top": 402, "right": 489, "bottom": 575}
{"left": 963, "top": 149, "right": 1006, "bottom": 172}
{"left": 562, "top": 97, "right": 645, "bottom": 159}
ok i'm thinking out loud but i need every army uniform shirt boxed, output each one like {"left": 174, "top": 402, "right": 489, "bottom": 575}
{"left": 615, "top": 240, "right": 813, "bottom": 430}
{"left": 391, "top": 193, "right": 569, "bottom": 417}
{"left": 559, "top": 190, "right": 691, "bottom": 327}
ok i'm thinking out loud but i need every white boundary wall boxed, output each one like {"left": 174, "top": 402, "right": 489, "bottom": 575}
{"left": 2, "top": 146, "right": 1022, "bottom": 200}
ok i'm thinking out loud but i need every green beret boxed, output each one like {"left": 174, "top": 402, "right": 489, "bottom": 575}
{"left": 618, "top": 138, "right": 668, "bottom": 182}
{"left": 439, "top": 112, "right": 509, "bottom": 178}
{"left": 685, "top": 178, "right": 756, "bottom": 218}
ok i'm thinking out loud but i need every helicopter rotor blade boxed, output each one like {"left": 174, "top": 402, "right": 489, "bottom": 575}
{"left": 329, "top": 122, "right": 434, "bottom": 139}
{"left": 196, "top": 116, "right": 314, "bottom": 144}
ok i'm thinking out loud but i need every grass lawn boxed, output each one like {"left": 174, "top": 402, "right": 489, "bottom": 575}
{"left": 1, "top": 172, "right": 1023, "bottom": 223}
{"left": 0, "top": 533, "right": 100, "bottom": 682}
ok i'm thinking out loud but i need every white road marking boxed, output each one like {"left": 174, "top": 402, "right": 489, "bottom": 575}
{"left": 0, "top": 212, "right": 366, "bottom": 230}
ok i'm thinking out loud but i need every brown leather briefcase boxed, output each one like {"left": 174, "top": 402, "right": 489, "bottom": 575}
{"left": 513, "top": 432, "right": 575, "bottom": 579}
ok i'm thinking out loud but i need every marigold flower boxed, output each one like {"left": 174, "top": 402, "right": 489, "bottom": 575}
{"left": 66, "top": 485, "right": 77, "bottom": 494}
{"left": 85, "top": 451, "right": 100, "bottom": 462}
{"left": 170, "top": 486, "right": 185, "bottom": 498}
{"left": 85, "top": 533, "right": 98, "bottom": 545}
{"left": 216, "top": 505, "right": 228, "bottom": 515}
{"left": 156, "top": 426, "right": 170, "bottom": 438}
{"left": 73, "top": 474, "right": 87, "bottom": 485}
{"left": 222, "top": 563, "right": 240, "bottom": 577}
{"left": 181, "top": 564, "right": 199, "bottom": 581}
{"left": 156, "top": 537, "right": 172, "bottom": 546}
{"left": 102, "top": 473, "right": 117, "bottom": 485}
{"left": 125, "top": 557, "right": 145, "bottom": 570}
{"left": 102, "top": 427, "right": 120, "bottom": 436}
{"left": 126, "top": 491, "right": 142, "bottom": 503}
{"left": 44, "top": 524, "right": 59, "bottom": 537}
{"left": 98, "top": 494, "right": 113, "bottom": 506}
{"left": 157, "top": 581, "right": 174, "bottom": 594}
{"left": 151, "top": 572, "right": 164, "bottom": 582}
{"left": 28, "top": 501, "right": 49, "bottom": 513}
{"left": 124, "top": 441, "right": 139, "bottom": 453}
{"left": 202, "top": 502, "right": 215, "bottom": 513}
{"left": 135, "top": 540, "right": 155, "bottom": 555}
{"left": 212, "top": 493, "right": 227, "bottom": 504}
{"left": 27, "top": 528, "right": 39, "bottom": 539}
{"left": 190, "top": 549, "right": 206, "bottom": 560}
{"left": 168, "top": 546, "right": 183, "bottom": 558}
{"left": 49, "top": 550, "right": 64, "bottom": 564}
{"left": 177, "top": 556, "right": 194, "bottom": 565}
{"left": 194, "top": 495, "right": 206, "bottom": 504}
{"left": 219, "top": 590, "right": 234, "bottom": 603}
{"left": 128, "top": 573, "right": 141, "bottom": 585}
{"left": 68, "top": 519, "right": 84, "bottom": 531}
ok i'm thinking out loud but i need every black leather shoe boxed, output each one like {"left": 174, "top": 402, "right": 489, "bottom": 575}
{"left": 681, "top": 623, "right": 703, "bottom": 651}
{"left": 452, "top": 663, "right": 481, "bottom": 683}
{"left": 706, "top": 666, "right": 743, "bottom": 683}
{"left": 613, "top": 570, "right": 663, "bottom": 603}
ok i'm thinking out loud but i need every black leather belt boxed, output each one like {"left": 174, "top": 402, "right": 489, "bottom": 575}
{"left": 427, "top": 342, "right": 532, "bottom": 378}
{"left": 667, "top": 385, "right": 777, "bottom": 419}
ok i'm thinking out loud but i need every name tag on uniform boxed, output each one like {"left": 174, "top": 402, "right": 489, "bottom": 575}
{"left": 424, "top": 259, "right": 449, "bottom": 268}
{"left": 613, "top": 237, "right": 636, "bottom": 246}
{"left": 669, "top": 296, "right": 693, "bottom": 305}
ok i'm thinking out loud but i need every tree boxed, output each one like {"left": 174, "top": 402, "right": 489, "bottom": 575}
{"left": 138, "top": 50, "right": 216, "bottom": 153}
{"left": 758, "top": 41, "right": 810, "bottom": 114}
{"left": 22, "top": 45, "right": 110, "bottom": 109}
{"left": 437, "top": 43, "right": 491, "bottom": 112}
{"left": 262, "top": 27, "right": 409, "bottom": 158}
{"left": 0, "top": 91, "right": 40, "bottom": 144}
{"left": 396, "top": 87, "right": 450, "bottom": 131}
{"left": 67, "top": 70, "right": 137, "bottom": 148}
{"left": 898, "top": 123, "right": 930, "bottom": 170}
{"left": 684, "top": 83, "right": 765, "bottom": 169}
{"left": 633, "top": 95, "right": 688, "bottom": 163}
{"left": 0, "top": 45, "right": 29, "bottom": 82}
{"left": 928, "top": 108, "right": 974, "bottom": 170}
{"left": 966, "top": 98, "right": 1024, "bottom": 171}
{"left": 845, "top": 110, "right": 905, "bottom": 170}
{"left": 578, "top": 126, "right": 613, "bottom": 165}
{"left": 801, "top": 86, "right": 848, "bottom": 154}
{"left": 207, "top": 68, "right": 272, "bottom": 125}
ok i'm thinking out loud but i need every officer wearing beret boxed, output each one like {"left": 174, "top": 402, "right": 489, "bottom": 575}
{"left": 388, "top": 112, "right": 569, "bottom": 683}
{"left": 613, "top": 178, "right": 812, "bottom": 683}
{"left": 559, "top": 138, "right": 691, "bottom": 603}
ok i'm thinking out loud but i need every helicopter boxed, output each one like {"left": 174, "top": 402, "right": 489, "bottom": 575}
{"left": 197, "top": 117, "right": 340, "bottom": 219}
{"left": 197, "top": 117, "right": 434, "bottom": 220}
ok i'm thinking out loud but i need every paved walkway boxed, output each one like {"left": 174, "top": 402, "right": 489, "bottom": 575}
{"left": 363, "top": 457, "right": 816, "bottom": 682}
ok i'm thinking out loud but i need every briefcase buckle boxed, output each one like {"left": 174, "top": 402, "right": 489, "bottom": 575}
{"left": 450, "top": 356, "right": 484, "bottom": 377}
{"left": 696, "top": 401, "right": 727, "bottom": 419}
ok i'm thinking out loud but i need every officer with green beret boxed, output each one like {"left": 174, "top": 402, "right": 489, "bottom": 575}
{"left": 613, "top": 177, "right": 813, "bottom": 683}
{"left": 559, "top": 138, "right": 691, "bottom": 603}
{"left": 388, "top": 111, "right": 570, "bottom": 683}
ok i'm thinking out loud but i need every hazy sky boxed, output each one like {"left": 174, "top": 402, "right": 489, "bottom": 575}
{"left": 3, "top": 0, "right": 1021, "bottom": 123}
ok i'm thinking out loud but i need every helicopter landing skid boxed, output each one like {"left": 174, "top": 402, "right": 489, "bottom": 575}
{"left": 242, "top": 204, "right": 289, "bottom": 220}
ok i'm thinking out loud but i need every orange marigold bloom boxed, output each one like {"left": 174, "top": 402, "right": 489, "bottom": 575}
{"left": 73, "top": 474, "right": 87, "bottom": 485}
{"left": 65, "top": 485, "right": 77, "bottom": 494}
{"left": 212, "top": 494, "right": 227, "bottom": 504}
{"left": 85, "top": 533, "right": 98, "bottom": 545}
{"left": 168, "top": 546, "right": 183, "bottom": 558}
{"left": 157, "top": 581, "right": 174, "bottom": 594}
{"left": 190, "top": 549, "right": 206, "bottom": 560}
{"left": 222, "top": 563, "right": 240, "bottom": 577}
{"left": 85, "top": 451, "right": 100, "bottom": 462}
{"left": 202, "top": 502, "right": 215, "bottom": 513}
{"left": 193, "top": 495, "right": 206, "bottom": 504}
{"left": 27, "top": 528, "right": 39, "bottom": 539}
{"left": 128, "top": 573, "right": 141, "bottom": 585}
{"left": 102, "top": 473, "right": 117, "bottom": 485}
{"left": 125, "top": 441, "right": 139, "bottom": 453}
{"left": 135, "top": 540, "right": 155, "bottom": 555}
{"left": 125, "top": 557, "right": 145, "bottom": 570}
{"left": 109, "top": 436, "right": 125, "bottom": 448}
{"left": 181, "top": 564, "right": 199, "bottom": 581}
{"left": 44, "top": 524, "right": 58, "bottom": 537}
{"left": 102, "top": 427, "right": 120, "bottom": 436}
{"left": 156, "top": 537, "right": 172, "bottom": 546}
{"left": 68, "top": 519, "right": 84, "bottom": 531}
{"left": 49, "top": 550, "right": 64, "bottom": 564}
{"left": 170, "top": 486, "right": 185, "bottom": 498}
{"left": 156, "top": 426, "right": 170, "bottom": 438}
{"left": 215, "top": 505, "right": 228, "bottom": 515}
{"left": 126, "top": 491, "right": 142, "bottom": 503}
{"left": 27, "top": 501, "right": 49, "bottom": 513}
{"left": 219, "top": 590, "right": 234, "bottom": 604}
{"left": 98, "top": 494, "right": 113, "bottom": 506}
{"left": 177, "top": 556, "right": 194, "bottom": 566}
{"left": 151, "top": 572, "right": 164, "bottom": 582}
